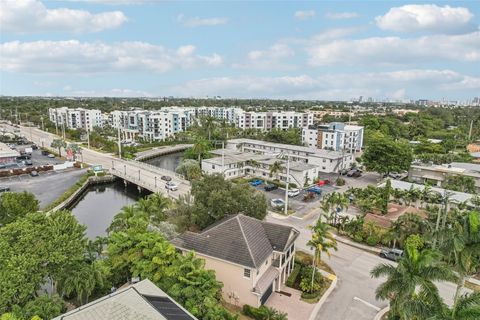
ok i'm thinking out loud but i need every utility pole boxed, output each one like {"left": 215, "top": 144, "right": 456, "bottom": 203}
{"left": 87, "top": 128, "right": 90, "bottom": 149}
{"left": 221, "top": 141, "right": 225, "bottom": 176}
{"left": 284, "top": 154, "right": 290, "bottom": 216}
{"left": 40, "top": 116, "right": 44, "bottom": 131}
{"left": 468, "top": 119, "right": 474, "bottom": 141}
{"left": 117, "top": 125, "right": 122, "bottom": 159}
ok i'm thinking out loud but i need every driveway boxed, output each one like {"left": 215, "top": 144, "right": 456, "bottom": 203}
{"left": 265, "top": 286, "right": 315, "bottom": 320}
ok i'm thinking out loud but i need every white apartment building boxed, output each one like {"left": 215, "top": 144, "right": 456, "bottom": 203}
{"left": 223, "top": 138, "right": 354, "bottom": 173}
{"left": 302, "top": 122, "right": 364, "bottom": 152}
{"left": 234, "top": 111, "right": 313, "bottom": 131}
{"left": 111, "top": 108, "right": 195, "bottom": 141}
{"left": 48, "top": 107, "right": 103, "bottom": 131}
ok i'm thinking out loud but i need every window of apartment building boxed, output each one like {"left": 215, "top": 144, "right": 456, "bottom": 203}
{"left": 243, "top": 268, "right": 251, "bottom": 278}
{"left": 212, "top": 165, "right": 215, "bottom": 169}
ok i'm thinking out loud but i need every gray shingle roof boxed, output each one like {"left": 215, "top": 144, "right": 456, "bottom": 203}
{"left": 171, "top": 214, "right": 299, "bottom": 268}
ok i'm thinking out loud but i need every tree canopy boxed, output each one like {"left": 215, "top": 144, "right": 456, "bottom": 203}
{"left": 0, "top": 191, "right": 39, "bottom": 226}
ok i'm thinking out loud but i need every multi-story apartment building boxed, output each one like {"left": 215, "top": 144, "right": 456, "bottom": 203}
{"left": 234, "top": 111, "right": 313, "bottom": 131}
{"left": 302, "top": 122, "right": 364, "bottom": 153}
{"left": 48, "top": 107, "right": 103, "bottom": 131}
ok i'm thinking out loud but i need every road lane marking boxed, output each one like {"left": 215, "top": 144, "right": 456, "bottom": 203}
{"left": 353, "top": 297, "right": 381, "bottom": 311}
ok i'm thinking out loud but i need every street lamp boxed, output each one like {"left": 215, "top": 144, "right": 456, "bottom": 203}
{"left": 278, "top": 151, "right": 291, "bottom": 216}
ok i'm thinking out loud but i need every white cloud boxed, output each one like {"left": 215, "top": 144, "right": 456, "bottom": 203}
{"left": 376, "top": 4, "right": 475, "bottom": 34}
{"left": 325, "top": 12, "right": 358, "bottom": 19}
{"left": 177, "top": 13, "right": 227, "bottom": 27}
{"left": 80, "top": 0, "right": 155, "bottom": 4}
{"left": 232, "top": 43, "right": 295, "bottom": 70}
{"left": 0, "top": 0, "right": 128, "bottom": 33}
{"left": 294, "top": 10, "right": 315, "bottom": 20}
{"left": 306, "top": 31, "right": 480, "bottom": 66}
{"left": 166, "top": 70, "right": 480, "bottom": 99}
{"left": 0, "top": 40, "right": 223, "bottom": 73}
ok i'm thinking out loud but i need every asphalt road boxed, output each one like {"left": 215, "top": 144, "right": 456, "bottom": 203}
{"left": 0, "top": 169, "right": 87, "bottom": 209}
{"left": 266, "top": 212, "right": 463, "bottom": 320}
{"left": 1, "top": 125, "right": 191, "bottom": 199}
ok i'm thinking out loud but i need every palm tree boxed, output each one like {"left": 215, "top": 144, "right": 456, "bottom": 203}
{"left": 51, "top": 139, "right": 67, "bottom": 157}
{"left": 307, "top": 215, "right": 338, "bottom": 292}
{"left": 191, "top": 137, "right": 210, "bottom": 164}
{"left": 107, "top": 205, "right": 147, "bottom": 233}
{"left": 59, "top": 261, "right": 104, "bottom": 305}
{"left": 429, "top": 292, "right": 480, "bottom": 320}
{"left": 269, "top": 161, "right": 284, "bottom": 180}
{"left": 136, "top": 193, "right": 171, "bottom": 225}
{"left": 371, "top": 236, "right": 457, "bottom": 320}
{"left": 438, "top": 211, "right": 480, "bottom": 308}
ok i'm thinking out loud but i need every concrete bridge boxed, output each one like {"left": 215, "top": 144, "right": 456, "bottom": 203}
{"left": 135, "top": 144, "right": 193, "bottom": 161}
{"left": 7, "top": 124, "right": 191, "bottom": 199}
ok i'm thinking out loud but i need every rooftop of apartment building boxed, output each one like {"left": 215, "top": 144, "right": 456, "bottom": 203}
{"left": 206, "top": 149, "right": 317, "bottom": 171}
{"left": 378, "top": 180, "right": 477, "bottom": 204}
{"left": 227, "top": 138, "right": 347, "bottom": 159}
{"left": 306, "top": 122, "right": 363, "bottom": 131}
{"left": 411, "top": 162, "right": 480, "bottom": 177}
{"left": 171, "top": 214, "right": 299, "bottom": 269}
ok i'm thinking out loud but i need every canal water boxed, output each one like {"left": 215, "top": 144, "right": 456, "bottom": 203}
{"left": 67, "top": 181, "right": 149, "bottom": 239}
{"left": 145, "top": 151, "right": 184, "bottom": 172}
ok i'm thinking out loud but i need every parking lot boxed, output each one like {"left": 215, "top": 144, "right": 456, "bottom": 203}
{"left": 253, "top": 182, "right": 338, "bottom": 218}
{"left": 15, "top": 145, "right": 63, "bottom": 167}
{"left": 0, "top": 169, "right": 86, "bottom": 209}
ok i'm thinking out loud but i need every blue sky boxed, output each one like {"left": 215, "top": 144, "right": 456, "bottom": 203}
{"left": 1, "top": 0, "right": 479, "bottom": 101}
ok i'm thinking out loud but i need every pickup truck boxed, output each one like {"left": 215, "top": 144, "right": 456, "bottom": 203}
{"left": 379, "top": 248, "right": 404, "bottom": 261}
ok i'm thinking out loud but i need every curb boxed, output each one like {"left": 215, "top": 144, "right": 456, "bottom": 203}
{"left": 308, "top": 274, "right": 338, "bottom": 320}
{"left": 374, "top": 307, "right": 389, "bottom": 320}
{"left": 334, "top": 234, "right": 382, "bottom": 254}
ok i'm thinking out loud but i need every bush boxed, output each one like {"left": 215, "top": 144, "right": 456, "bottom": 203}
{"left": 335, "top": 177, "right": 346, "bottom": 186}
{"left": 366, "top": 235, "right": 380, "bottom": 246}
{"left": 242, "top": 305, "right": 287, "bottom": 320}
{"left": 353, "top": 234, "right": 364, "bottom": 243}
{"left": 301, "top": 291, "right": 321, "bottom": 300}
{"left": 295, "top": 251, "right": 313, "bottom": 266}
{"left": 286, "top": 264, "right": 301, "bottom": 288}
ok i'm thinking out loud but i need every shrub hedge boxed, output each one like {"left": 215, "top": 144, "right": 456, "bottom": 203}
{"left": 285, "top": 264, "right": 301, "bottom": 288}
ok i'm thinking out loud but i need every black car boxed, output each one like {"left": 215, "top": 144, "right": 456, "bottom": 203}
{"left": 41, "top": 150, "right": 49, "bottom": 156}
{"left": 31, "top": 144, "right": 38, "bottom": 150}
{"left": 264, "top": 184, "right": 278, "bottom": 191}
{"left": 0, "top": 186, "right": 10, "bottom": 193}
{"left": 161, "top": 175, "right": 172, "bottom": 181}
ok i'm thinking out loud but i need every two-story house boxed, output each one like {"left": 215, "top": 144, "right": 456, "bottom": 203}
{"left": 171, "top": 214, "right": 299, "bottom": 307}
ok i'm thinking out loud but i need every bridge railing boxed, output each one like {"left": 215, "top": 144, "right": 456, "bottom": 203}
{"left": 112, "top": 158, "right": 188, "bottom": 182}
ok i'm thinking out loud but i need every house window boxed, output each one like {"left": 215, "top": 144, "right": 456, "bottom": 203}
{"left": 244, "top": 268, "right": 251, "bottom": 278}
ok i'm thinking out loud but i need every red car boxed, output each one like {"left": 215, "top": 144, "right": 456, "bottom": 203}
{"left": 317, "top": 180, "right": 330, "bottom": 186}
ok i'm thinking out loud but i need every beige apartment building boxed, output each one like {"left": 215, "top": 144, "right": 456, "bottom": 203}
{"left": 171, "top": 214, "right": 299, "bottom": 307}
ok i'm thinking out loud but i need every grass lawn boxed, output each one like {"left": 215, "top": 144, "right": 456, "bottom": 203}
{"left": 295, "top": 251, "right": 335, "bottom": 275}
{"left": 222, "top": 302, "right": 254, "bottom": 320}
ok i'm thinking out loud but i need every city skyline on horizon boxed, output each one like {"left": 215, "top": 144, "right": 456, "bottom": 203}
{"left": 1, "top": 1, "right": 479, "bottom": 101}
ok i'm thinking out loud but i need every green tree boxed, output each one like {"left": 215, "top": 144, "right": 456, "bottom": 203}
{"left": 269, "top": 161, "right": 284, "bottom": 180}
{"left": 443, "top": 175, "right": 476, "bottom": 194}
{"left": 175, "top": 159, "right": 202, "bottom": 180}
{"left": 190, "top": 137, "right": 211, "bottom": 163}
{"left": 0, "top": 211, "right": 87, "bottom": 313}
{"left": 22, "top": 295, "right": 65, "bottom": 320}
{"left": 362, "top": 132, "right": 412, "bottom": 176}
{"left": 0, "top": 191, "right": 39, "bottom": 226}
{"left": 430, "top": 292, "right": 480, "bottom": 320}
{"left": 371, "top": 235, "right": 456, "bottom": 320}
{"left": 307, "top": 216, "right": 337, "bottom": 293}
{"left": 50, "top": 139, "right": 67, "bottom": 157}
{"left": 186, "top": 174, "right": 267, "bottom": 229}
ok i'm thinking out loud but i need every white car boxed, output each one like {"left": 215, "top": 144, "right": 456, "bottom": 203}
{"left": 165, "top": 181, "right": 178, "bottom": 191}
{"left": 270, "top": 198, "right": 285, "bottom": 208}
{"left": 288, "top": 188, "right": 300, "bottom": 197}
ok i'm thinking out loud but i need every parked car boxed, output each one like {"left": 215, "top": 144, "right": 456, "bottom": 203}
{"left": 0, "top": 186, "right": 11, "bottom": 193}
{"left": 41, "top": 150, "right": 49, "bottom": 156}
{"left": 379, "top": 248, "right": 404, "bottom": 261}
{"left": 387, "top": 172, "right": 402, "bottom": 179}
{"left": 346, "top": 169, "right": 362, "bottom": 177}
{"left": 161, "top": 175, "right": 172, "bottom": 181}
{"left": 249, "top": 179, "right": 263, "bottom": 186}
{"left": 288, "top": 188, "right": 300, "bottom": 197}
{"left": 165, "top": 181, "right": 178, "bottom": 191}
{"left": 317, "top": 179, "right": 330, "bottom": 186}
{"left": 30, "top": 170, "right": 39, "bottom": 177}
{"left": 264, "top": 184, "right": 278, "bottom": 191}
{"left": 306, "top": 186, "right": 322, "bottom": 195}
{"left": 31, "top": 144, "right": 38, "bottom": 150}
{"left": 24, "top": 159, "right": 33, "bottom": 166}
{"left": 270, "top": 198, "right": 285, "bottom": 208}
{"left": 339, "top": 168, "right": 349, "bottom": 175}
{"left": 47, "top": 154, "right": 55, "bottom": 158}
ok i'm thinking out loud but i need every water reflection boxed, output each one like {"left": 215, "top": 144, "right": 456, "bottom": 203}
{"left": 145, "top": 151, "right": 184, "bottom": 172}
